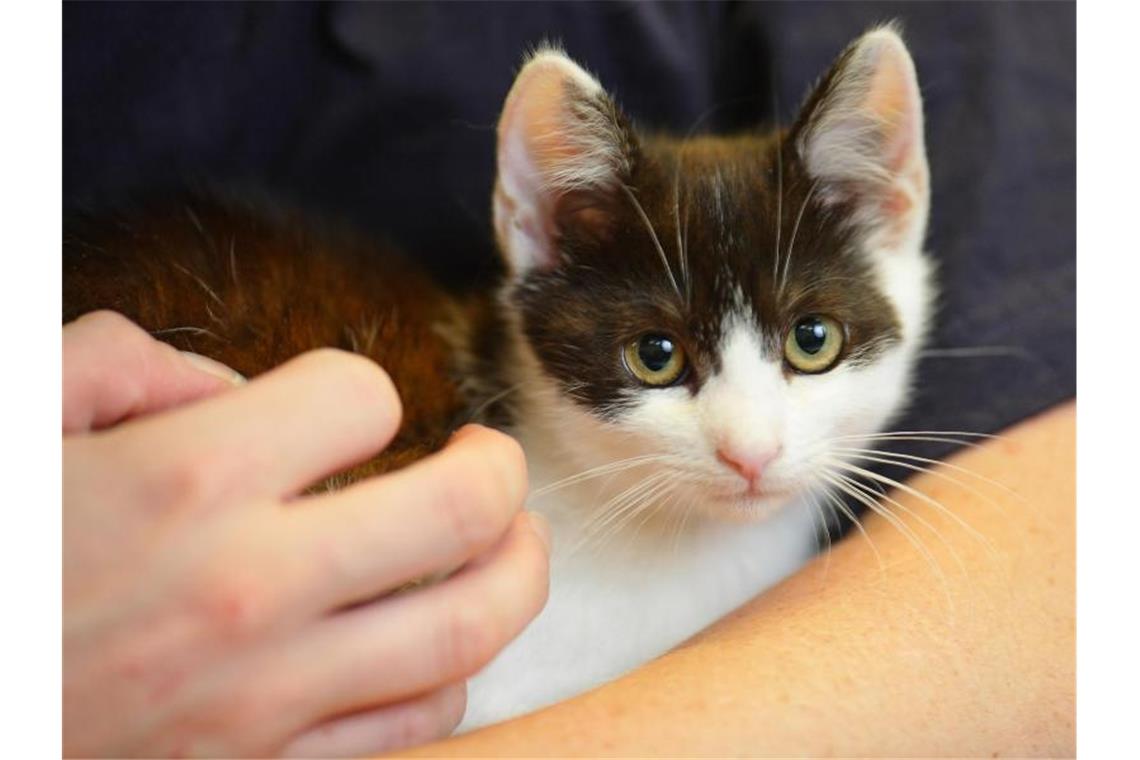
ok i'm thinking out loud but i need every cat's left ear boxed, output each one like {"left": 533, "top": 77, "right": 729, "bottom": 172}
{"left": 790, "top": 24, "right": 929, "bottom": 250}
{"left": 493, "top": 47, "right": 638, "bottom": 276}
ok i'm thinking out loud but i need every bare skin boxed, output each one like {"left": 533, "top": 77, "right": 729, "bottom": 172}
{"left": 63, "top": 312, "right": 550, "bottom": 758}
{"left": 414, "top": 401, "right": 1075, "bottom": 757}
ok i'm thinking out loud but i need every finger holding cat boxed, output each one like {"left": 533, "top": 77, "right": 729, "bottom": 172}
{"left": 64, "top": 316, "right": 546, "bottom": 756}
{"left": 107, "top": 346, "right": 404, "bottom": 505}
{"left": 270, "top": 423, "right": 531, "bottom": 612}
{"left": 250, "top": 512, "right": 549, "bottom": 747}
{"left": 104, "top": 514, "right": 546, "bottom": 758}
{"left": 63, "top": 310, "right": 244, "bottom": 433}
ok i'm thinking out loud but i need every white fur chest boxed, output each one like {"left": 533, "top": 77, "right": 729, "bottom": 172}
{"left": 458, "top": 445, "right": 819, "bottom": 731}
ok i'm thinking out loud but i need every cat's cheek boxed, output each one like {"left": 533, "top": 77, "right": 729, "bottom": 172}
{"left": 868, "top": 246, "right": 935, "bottom": 347}
{"left": 833, "top": 351, "right": 917, "bottom": 437}
{"left": 777, "top": 360, "right": 905, "bottom": 481}
{"left": 614, "top": 388, "right": 705, "bottom": 454}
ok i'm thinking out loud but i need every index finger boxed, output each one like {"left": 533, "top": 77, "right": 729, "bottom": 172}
{"left": 271, "top": 424, "right": 530, "bottom": 614}
{"left": 110, "top": 348, "right": 404, "bottom": 502}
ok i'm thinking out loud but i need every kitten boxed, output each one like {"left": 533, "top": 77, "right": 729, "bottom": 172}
{"left": 461, "top": 23, "right": 932, "bottom": 728}
{"left": 63, "top": 25, "right": 933, "bottom": 731}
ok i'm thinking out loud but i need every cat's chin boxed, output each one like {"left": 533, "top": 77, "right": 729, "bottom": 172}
{"left": 698, "top": 486, "right": 797, "bottom": 523}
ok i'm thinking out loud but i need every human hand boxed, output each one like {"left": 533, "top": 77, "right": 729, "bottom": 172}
{"left": 63, "top": 311, "right": 549, "bottom": 758}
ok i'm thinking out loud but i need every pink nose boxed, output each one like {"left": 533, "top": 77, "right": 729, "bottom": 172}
{"left": 716, "top": 445, "right": 780, "bottom": 484}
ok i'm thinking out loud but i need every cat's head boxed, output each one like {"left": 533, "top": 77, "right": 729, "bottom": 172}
{"left": 493, "top": 26, "right": 934, "bottom": 521}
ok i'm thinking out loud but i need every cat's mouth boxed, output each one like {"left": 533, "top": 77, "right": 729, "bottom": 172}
{"left": 707, "top": 481, "right": 793, "bottom": 509}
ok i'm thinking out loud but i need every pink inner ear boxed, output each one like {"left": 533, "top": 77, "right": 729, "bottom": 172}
{"left": 855, "top": 34, "right": 928, "bottom": 244}
{"left": 506, "top": 66, "right": 577, "bottom": 172}
{"left": 495, "top": 60, "right": 576, "bottom": 273}
{"left": 865, "top": 41, "right": 921, "bottom": 175}
{"left": 494, "top": 51, "right": 625, "bottom": 274}
{"left": 868, "top": 60, "right": 916, "bottom": 219}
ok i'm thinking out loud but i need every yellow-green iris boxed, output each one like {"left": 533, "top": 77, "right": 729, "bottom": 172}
{"left": 624, "top": 334, "right": 686, "bottom": 386}
{"left": 784, "top": 315, "right": 844, "bottom": 373}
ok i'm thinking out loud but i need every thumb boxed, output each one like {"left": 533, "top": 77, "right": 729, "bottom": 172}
{"left": 63, "top": 311, "right": 244, "bottom": 434}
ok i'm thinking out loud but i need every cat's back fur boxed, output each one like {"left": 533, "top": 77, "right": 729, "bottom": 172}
{"left": 64, "top": 192, "right": 504, "bottom": 477}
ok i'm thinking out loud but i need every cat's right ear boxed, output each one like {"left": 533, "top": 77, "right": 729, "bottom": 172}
{"left": 789, "top": 24, "right": 929, "bottom": 251}
{"left": 494, "top": 47, "right": 636, "bottom": 276}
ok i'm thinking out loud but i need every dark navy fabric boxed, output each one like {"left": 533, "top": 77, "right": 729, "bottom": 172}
{"left": 63, "top": 1, "right": 1075, "bottom": 463}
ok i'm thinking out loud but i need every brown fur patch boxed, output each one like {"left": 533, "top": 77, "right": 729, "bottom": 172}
{"left": 63, "top": 192, "right": 502, "bottom": 484}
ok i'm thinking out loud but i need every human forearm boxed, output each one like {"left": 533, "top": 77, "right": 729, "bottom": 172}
{"left": 414, "top": 401, "right": 1075, "bottom": 757}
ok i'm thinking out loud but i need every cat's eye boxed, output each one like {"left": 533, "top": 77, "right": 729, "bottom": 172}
{"left": 623, "top": 334, "right": 687, "bottom": 387}
{"left": 784, "top": 315, "right": 844, "bottom": 373}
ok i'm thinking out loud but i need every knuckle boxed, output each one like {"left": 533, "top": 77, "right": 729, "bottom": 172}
{"left": 308, "top": 522, "right": 368, "bottom": 591}
{"left": 437, "top": 602, "right": 499, "bottom": 678}
{"left": 142, "top": 447, "right": 229, "bottom": 510}
{"left": 192, "top": 571, "right": 270, "bottom": 643}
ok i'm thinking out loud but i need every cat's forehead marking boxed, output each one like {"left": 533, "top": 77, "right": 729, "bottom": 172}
{"left": 718, "top": 313, "right": 778, "bottom": 369}
{"left": 661, "top": 138, "right": 904, "bottom": 360}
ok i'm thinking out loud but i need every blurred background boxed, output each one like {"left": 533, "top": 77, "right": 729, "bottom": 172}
{"left": 63, "top": 1, "right": 1074, "bottom": 463}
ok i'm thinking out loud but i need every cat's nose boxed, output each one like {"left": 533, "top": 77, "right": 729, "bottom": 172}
{"left": 716, "top": 445, "right": 781, "bottom": 484}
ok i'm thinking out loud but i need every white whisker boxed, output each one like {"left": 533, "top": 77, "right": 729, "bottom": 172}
{"left": 668, "top": 490, "right": 693, "bottom": 557}
{"left": 830, "top": 429, "right": 1001, "bottom": 442}
{"left": 830, "top": 446, "right": 1023, "bottom": 505}
{"left": 919, "top": 346, "right": 1033, "bottom": 360}
{"left": 580, "top": 471, "right": 671, "bottom": 534}
{"left": 621, "top": 183, "right": 683, "bottom": 300}
{"left": 465, "top": 382, "right": 527, "bottom": 426}
{"left": 825, "top": 458, "right": 997, "bottom": 556}
{"left": 672, "top": 152, "right": 692, "bottom": 305}
{"left": 771, "top": 127, "right": 784, "bottom": 297}
{"left": 575, "top": 472, "right": 677, "bottom": 555}
{"left": 779, "top": 179, "right": 820, "bottom": 298}
{"left": 819, "top": 470, "right": 945, "bottom": 586}
{"left": 531, "top": 454, "right": 671, "bottom": 498}
{"left": 151, "top": 325, "right": 221, "bottom": 340}
{"left": 806, "top": 489, "right": 832, "bottom": 581}
{"left": 171, "top": 261, "right": 226, "bottom": 310}
{"left": 819, "top": 486, "right": 884, "bottom": 573}
{"left": 228, "top": 236, "right": 239, "bottom": 287}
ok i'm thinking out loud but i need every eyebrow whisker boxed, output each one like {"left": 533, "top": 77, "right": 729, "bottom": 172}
{"left": 621, "top": 183, "right": 684, "bottom": 302}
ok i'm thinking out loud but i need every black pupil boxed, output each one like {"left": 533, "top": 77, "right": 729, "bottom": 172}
{"left": 638, "top": 336, "right": 675, "bottom": 372}
{"left": 794, "top": 319, "right": 828, "bottom": 355}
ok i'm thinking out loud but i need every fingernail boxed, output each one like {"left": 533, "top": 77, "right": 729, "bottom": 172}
{"left": 181, "top": 351, "right": 246, "bottom": 386}
{"left": 527, "top": 511, "right": 551, "bottom": 553}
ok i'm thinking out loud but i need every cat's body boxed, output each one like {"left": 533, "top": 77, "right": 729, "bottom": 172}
{"left": 64, "top": 195, "right": 509, "bottom": 480}
{"left": 64, "top": 26, "right": 934, "bottom": 730}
